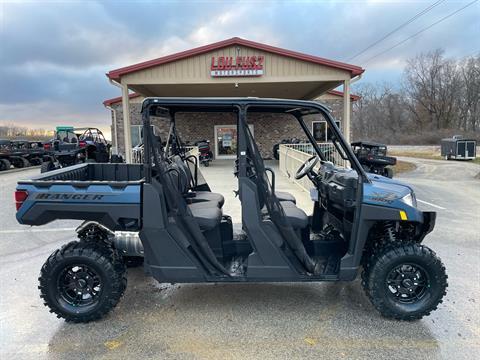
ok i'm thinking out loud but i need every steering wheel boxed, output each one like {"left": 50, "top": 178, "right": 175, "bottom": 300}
{"left": 295, "top": 155, "right": 319, "bottom": 180}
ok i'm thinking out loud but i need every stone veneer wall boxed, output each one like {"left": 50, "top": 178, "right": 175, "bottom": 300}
{"left": 110, "top": 99, "right": 348, "bottom": 159}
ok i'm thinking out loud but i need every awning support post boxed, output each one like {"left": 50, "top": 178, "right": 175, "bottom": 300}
{"left": 121, "top": 83, "right": 132, "bottom": 163}
{"left": 343, "top": 79, "right": 351, "bottom": 144}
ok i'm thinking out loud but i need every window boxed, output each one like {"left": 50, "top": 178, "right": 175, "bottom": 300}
{"left": 130, "top": 125, "right": 159, "bottom": 148}
{"left": 131, "top": 125, "right": 142, "bottom": 147}
{"left": 312, "top": 120, "right": 341, "bottom": 142}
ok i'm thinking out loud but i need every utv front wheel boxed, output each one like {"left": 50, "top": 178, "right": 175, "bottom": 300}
{"left": 363, "top": 244, "right": 447, "bottom": 320}
{"left": 39, "top": 241, "right": 127, "bottom": 323}
{"left": 40, "top": 161, "right": 56, "bottom": 173}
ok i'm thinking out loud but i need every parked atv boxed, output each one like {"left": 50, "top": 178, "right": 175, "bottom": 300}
{"left": 41, "top": 127, "right": 111, "bottom": 173}
{"left": 0, "top": 139, "right": 13, "bottom": 171}
{"left": 351, "top": 141, "right": 396, "bottom": 178}
{"left": 0, "top": 139, "right": 32, "bottom": 170}
{"left": 15, "top": 98, "right": 446, "bottom": 323}
{"left": 10, "top": 140, "right": 48, "bottom": 166}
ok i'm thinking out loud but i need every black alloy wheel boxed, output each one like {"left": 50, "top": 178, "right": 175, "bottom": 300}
{"left": 386, "top": 263, "right": 428, "bottom": 304}
{"left": 57, "top": 264, "right": 102, "bottom": 311}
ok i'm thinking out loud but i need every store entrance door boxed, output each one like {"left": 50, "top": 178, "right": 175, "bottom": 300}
{"left": 214, "top": 125, "right": 253, "bottom": 159}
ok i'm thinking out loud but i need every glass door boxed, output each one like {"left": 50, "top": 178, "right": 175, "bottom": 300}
{"left": 214, "top": 125, "right": 253, "bottom": 159}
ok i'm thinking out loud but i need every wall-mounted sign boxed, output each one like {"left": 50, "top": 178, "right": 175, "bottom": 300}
{"left": 211, "top": 56, "right": 264, "bottom": 77}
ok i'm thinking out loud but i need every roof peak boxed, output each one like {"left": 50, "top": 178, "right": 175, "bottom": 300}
{"left": 107, "top": 37, "right": 364, "bottom": 81}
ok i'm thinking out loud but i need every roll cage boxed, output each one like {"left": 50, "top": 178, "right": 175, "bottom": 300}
{"left": 141, "top": 98, "right": 369, "bottom": 181}
{"left": 140, "top": 98, "right": 370, "bottom": 277}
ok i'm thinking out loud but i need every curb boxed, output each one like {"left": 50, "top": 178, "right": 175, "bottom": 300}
{"left": 0, "top": 166, "right": 41, "bottom": 175}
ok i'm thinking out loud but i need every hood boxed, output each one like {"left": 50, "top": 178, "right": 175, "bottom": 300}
{"left": 363, "top": 173, "right": 413, "bottom": 207}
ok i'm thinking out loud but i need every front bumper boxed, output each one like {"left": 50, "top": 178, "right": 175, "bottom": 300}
{"left": 419, "top": 211, "right": 436, "bottom": 241}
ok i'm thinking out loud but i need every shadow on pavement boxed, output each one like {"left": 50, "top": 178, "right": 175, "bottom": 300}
{"left": 46, "top": 268, "right": 440, "bottom": 359}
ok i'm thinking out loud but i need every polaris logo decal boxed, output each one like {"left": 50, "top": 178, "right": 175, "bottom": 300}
{"left": 35, "top": 193, "right": 104, "bottom": 201}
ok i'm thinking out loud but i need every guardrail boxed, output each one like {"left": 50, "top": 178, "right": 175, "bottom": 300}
{"left": 279, "top": 143, "right": 348, "bottom": 192}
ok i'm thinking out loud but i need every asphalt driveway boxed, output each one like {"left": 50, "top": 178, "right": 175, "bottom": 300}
{"left": 1, "top": 158, "right": 479, "bottom": 359}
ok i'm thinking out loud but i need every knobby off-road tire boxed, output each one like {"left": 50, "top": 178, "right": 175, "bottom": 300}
{"left": 39, "top": 241, "right": 127, "bottom": 323}
{"left": 40, "top": 161, "right": 56, "bottom": 173}
{"left": 362, "top": 243, "right": 447, "bottom": 320}
{"left": 0, "top": 159, "right": 11, "bottom": 171}
{"left": 13, "top": 157, "right": 30, "bottom": 168}
{"left": 384, "top": 167, "right": 394, "bottom": 179}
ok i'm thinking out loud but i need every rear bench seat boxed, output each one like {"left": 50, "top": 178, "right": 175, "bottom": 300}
{"left": 170, "top": 156, "right": 224, "bottom": 208}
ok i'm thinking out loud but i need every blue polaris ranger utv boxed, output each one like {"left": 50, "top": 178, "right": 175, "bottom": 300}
{"left": 15, "top": 98, "right": 447, "bottom": 323}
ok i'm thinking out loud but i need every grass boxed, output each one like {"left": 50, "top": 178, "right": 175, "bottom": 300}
{"left": 390, "top": 150, "right": 480, "bottom": 165}
{"left": 389, "top": 150, "right": 442, "bottom": 160}
{"left": 393, "top": 160, "right": 417, "bottom": 175}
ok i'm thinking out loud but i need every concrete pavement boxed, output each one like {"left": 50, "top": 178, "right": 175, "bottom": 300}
{"left": 1, "top": 158, "right": 479, "bottom": 359}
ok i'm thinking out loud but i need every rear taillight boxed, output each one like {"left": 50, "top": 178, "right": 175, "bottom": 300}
{"left": 43, "top": 143, "right": 51, "bottom": 150}
{"left": 79, "top": 141, "right": 86, "bottom": 148}
{"left": 15, "top": 190, "right": 28, "bottom": 211}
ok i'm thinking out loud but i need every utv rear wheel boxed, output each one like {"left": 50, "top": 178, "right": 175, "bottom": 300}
{"left": 363, "top": 243, "right": 447, "bottom": 320}
{"left": 38, "top": 241, "right": 127, "bottom": 323}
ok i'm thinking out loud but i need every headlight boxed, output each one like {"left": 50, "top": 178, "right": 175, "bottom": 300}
{"left": 401, "top": 192, "right": 417, "bottom": 207}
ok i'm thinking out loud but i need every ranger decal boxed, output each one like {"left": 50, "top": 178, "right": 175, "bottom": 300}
{"left": 36, "top": 193, "right": 104, "bottom": 200}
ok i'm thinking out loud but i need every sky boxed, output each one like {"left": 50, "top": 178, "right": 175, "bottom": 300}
{"left": 0, "top": 0, "right": 478, "bottom": 137}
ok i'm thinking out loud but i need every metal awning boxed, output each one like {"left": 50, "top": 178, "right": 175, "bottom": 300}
{"left": 106, "top": 37, "right": 364, "bottom": 162}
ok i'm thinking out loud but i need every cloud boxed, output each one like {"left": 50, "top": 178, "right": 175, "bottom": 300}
{"left": 0, "top": 0, "right": 478, "bottom": 134}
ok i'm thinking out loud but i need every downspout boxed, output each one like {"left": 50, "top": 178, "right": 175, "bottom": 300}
{"left": 105, "top": 105, "right": 118, "bottom": 155}
{"left": 343, "top": 74, "right": 363, "bottom": 145}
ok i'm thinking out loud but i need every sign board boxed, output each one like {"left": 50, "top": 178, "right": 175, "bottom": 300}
{"left": 211, "top": 56, "right": 264, "bottom": 77}
{"left": 222, "top": 133, "right": 233, "bottom": 147}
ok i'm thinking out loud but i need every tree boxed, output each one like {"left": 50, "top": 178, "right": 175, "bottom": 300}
{"left": 403, "top": 49, "right": 461, "bottom": 130}
{"left": 352, "top": 49, "right": 480, "bottom": 144}
{"left": 458, "top": 55, "right": 480, "bottom": 131}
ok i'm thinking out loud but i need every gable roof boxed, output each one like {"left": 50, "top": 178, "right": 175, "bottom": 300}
{"left": 325, "top": 90, "right": 360, "bottom": 101}
{"left": 103, "top": 93, "right": 142, "bottom": 107}
{"left": 107, "top": 37, "right": 364, "bottom": 82}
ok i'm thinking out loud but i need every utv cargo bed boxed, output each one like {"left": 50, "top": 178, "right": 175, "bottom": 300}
{"left": 16, "top": 163, "right": 144, "bottom": 230}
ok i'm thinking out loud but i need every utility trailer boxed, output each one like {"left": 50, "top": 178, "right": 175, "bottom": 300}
{"left": 441, "top": 135, "right": 476, "bottom": 160}
{"left": 15, "top": 98, "right": 447, "bottom": 323}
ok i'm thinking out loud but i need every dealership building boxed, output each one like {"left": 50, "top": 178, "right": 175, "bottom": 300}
{"left": 104, "top": 37, "right": 363, "bottom": 161}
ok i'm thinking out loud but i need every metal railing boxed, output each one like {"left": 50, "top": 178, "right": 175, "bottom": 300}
{"left": 130, "top": 145, "right": 198, "bottom": 164}
{"left": 279, "top": 143, "right": 348, "bottom": 192}
{"left": 131, "top": 145, "right": 144, "bottom": 164}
